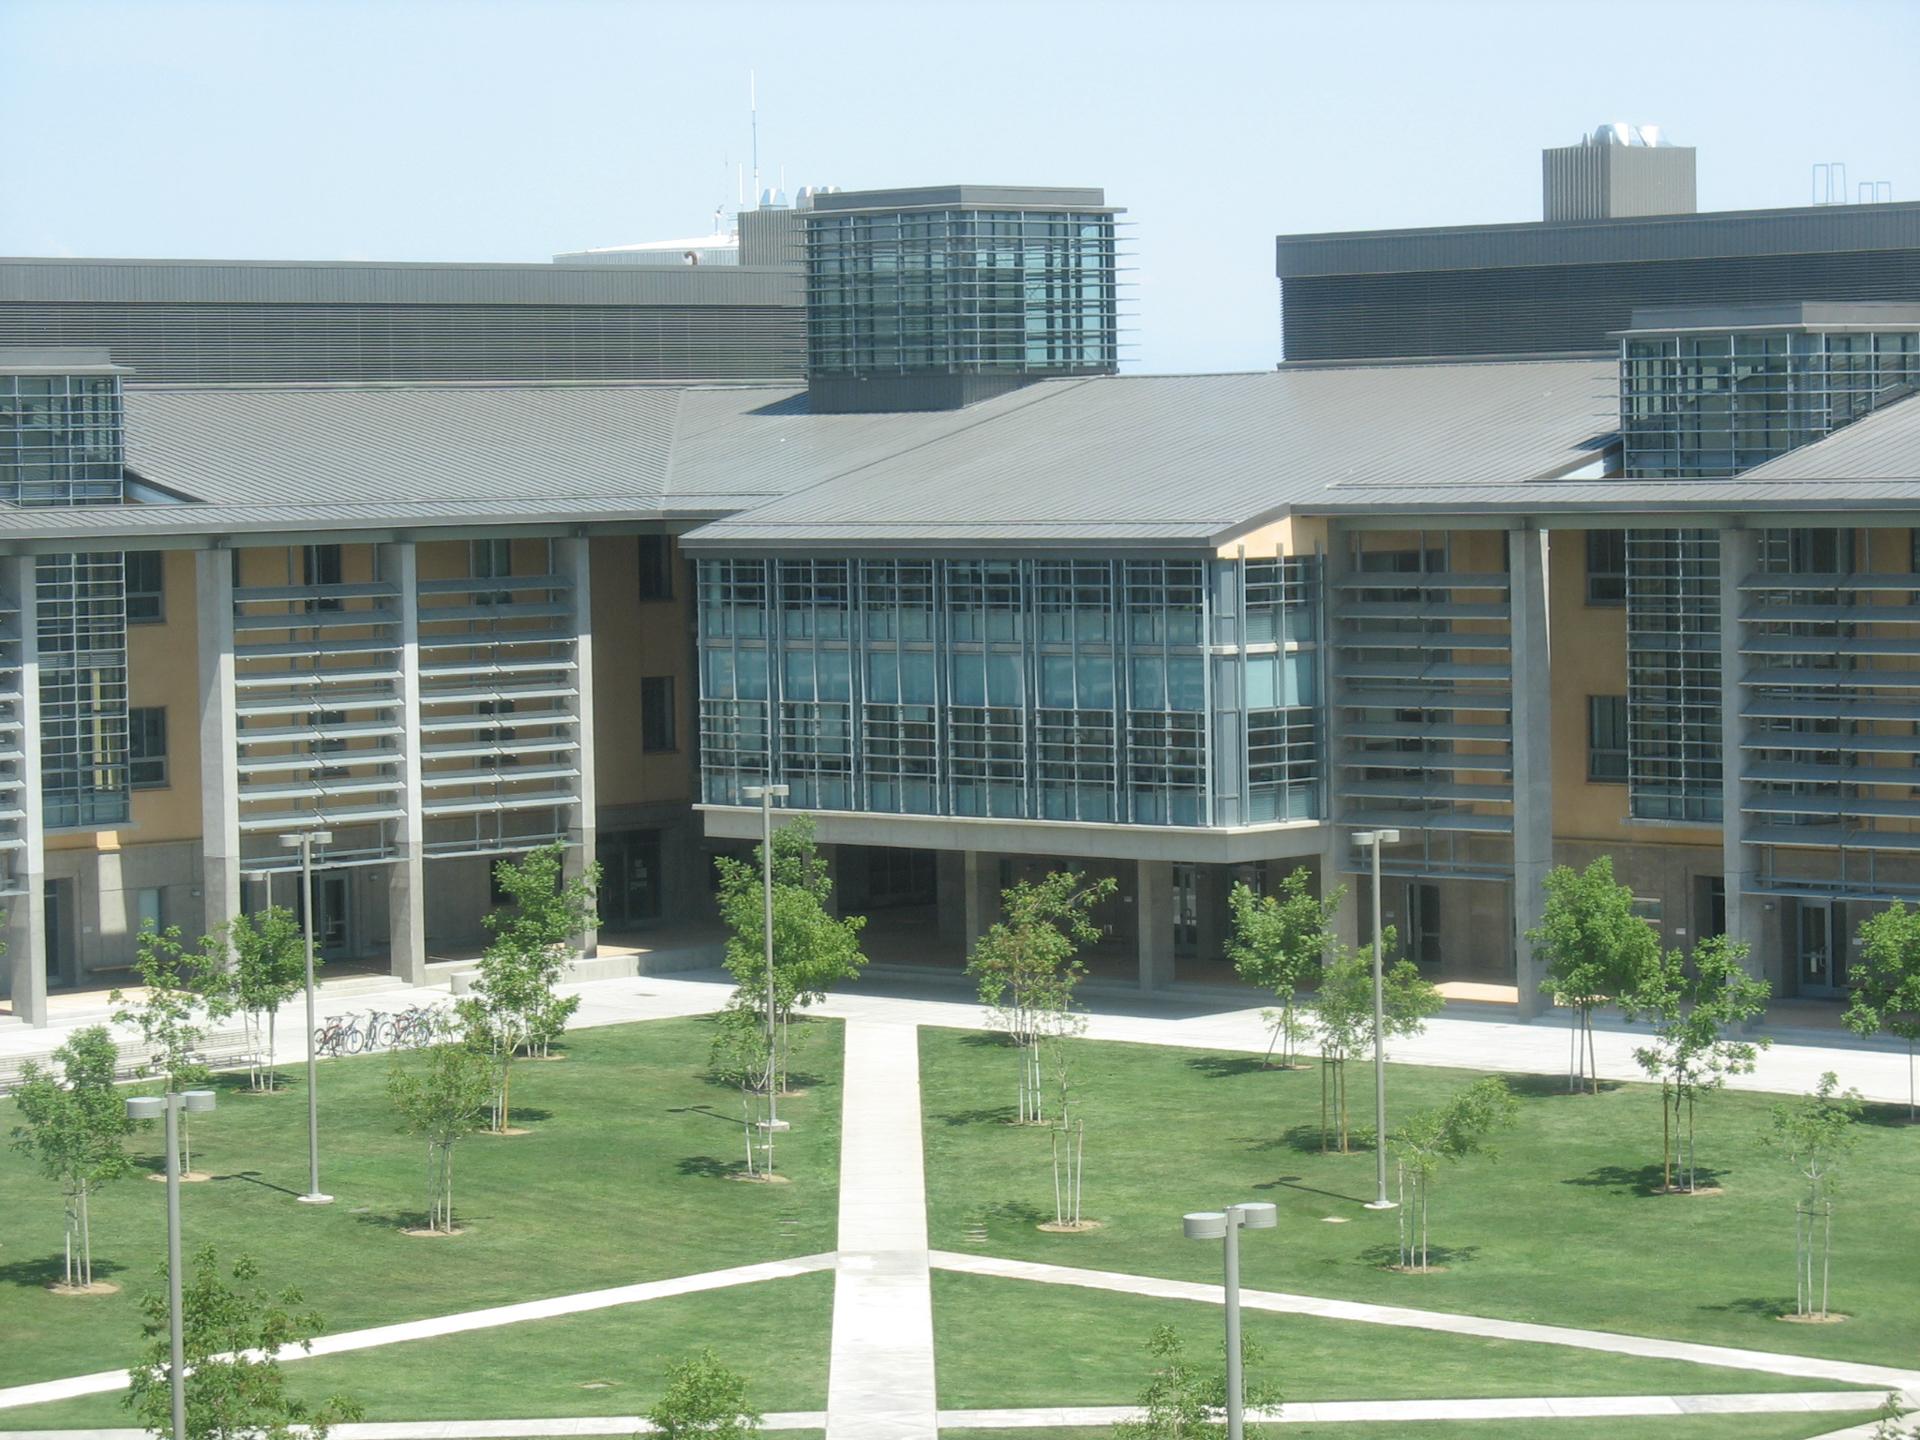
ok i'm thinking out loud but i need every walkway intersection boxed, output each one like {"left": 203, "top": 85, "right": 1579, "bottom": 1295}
{"left": 1, "top": 968, "right": 1915, "bottom": 1440}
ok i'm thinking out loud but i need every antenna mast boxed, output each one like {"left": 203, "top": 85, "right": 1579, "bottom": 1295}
{"left": 750, "top": 69, "right": 759, "bottom": 206}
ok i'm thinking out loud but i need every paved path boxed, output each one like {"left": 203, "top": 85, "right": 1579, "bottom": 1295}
{"left": 0, "top": 1255, "right": 834, "bottom": 1414}
{"left": 931, "top": 1250, "right": 1920, "bottom": 1395}
{"left": 824, "top": 1019, "right": 937, "bottom": 1440}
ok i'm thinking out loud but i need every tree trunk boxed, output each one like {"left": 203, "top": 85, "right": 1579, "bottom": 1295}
{"left": 1584, "top": 1013, "right": 1599, "bottom": 1096}
{"left": 267, "top": 1006, "right": 279, "bottom": 1092}
{"left": 498, "top": 1056, "right": 513, "bottom": 1133}
{"left": 1320, "top": 1056, "right": 1330, "bottom": 1152}
{"left": 79, "top": 1186, "right": 92, "bottom": 1288}
{"left": 1661, "top": 1080, "right": 1673, "bottom": 1191}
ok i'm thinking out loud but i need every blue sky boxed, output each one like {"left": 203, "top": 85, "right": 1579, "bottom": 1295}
{"left": 3, "top": 0, "right": 1915, "bottom": 373}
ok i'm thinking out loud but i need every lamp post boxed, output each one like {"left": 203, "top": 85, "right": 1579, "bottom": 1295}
{"left": 128, "top": 1088, "right": 216, "bottom": 1440}
{"left": 1352, "top": 829, "right": 1401, "bottom": 1211}
{"left": 741, "top": 783, "right": 790, "bottom": 1132}
{"left": 279, "top": 829, "right": 334, "bottom": 1204}
{"left": 1182, "top": 1200, "right": 1277, "bottom": 1440}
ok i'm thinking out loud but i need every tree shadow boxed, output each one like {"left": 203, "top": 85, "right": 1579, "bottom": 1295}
{"left": 499, "top": 1107, "right": 553, "bottom": 1125}
{"left": 1503, "top": 1073, "right": 1622, "bottom": 1099}
{"left": 960, "top": 1032, "right": 1009, "bottom": 1050}
{"left": 668, "top": 1103, "right": 746, "bottom": 1129}
{"left": 1562, "top": 1162, "right": 1725, "bottom": 1196}
{"left": 985, "top": 1199, "right": 1048, "bottom": 1227}
{"left": 1857, "top": 1100, "right": 1920, "bottom": 1130}
{"left": 677, "top": 1155, "right": 742, "bottom": 1180}
{"left": 1360, "top": 1240, "right": 1483, "bottom": 1269}
{"left": 217, "top": 1169, "right": 304, "bottom": 1199}
{"left": 0, "top": 1253, "right": 129, "bottom": 1288}
{"left": 1700, "top": 1296, "right": 1793, "bottom": 1320}
{"left": 1250, "top": 1123, "right": 1376, "bottom": 1157}
{"left": 1185, "top": 1054, "right": 1272, "bottom": 1079}
{"left": 934, "top": 1105, "right": 1018, "bottom": 1128}
{"left": 1254, "top": 1174, "right": 1373, "bottom": 1206}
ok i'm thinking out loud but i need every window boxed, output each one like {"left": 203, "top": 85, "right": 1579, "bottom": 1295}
{"left": 1587, "top": 531, "right": 1627, "bottom": 605}
{"left": 126, "top": 551, "right": 164, "bottom": 623}
{"left": 471, "top": 538, "right": 511, "bottom": 604}
{"left": 129, "top": 706, "right": 168, "bottom": 788}
{"left": 135, "top": 887, "right": 163, "bottom": 936}
{"left": 641, "top": 676, "right": 677, "bottom": 753}
{"left": 1588, "top": 695, "right": 1628, "bottom": 783}
{"left": 637, "top": 536, "right": 673, "bottom": 602}
{"left": 477, "top": 698, "right": 519, "bottom": 768}
{"left": 304, "top": 544, "right": 343, "bottom": 612}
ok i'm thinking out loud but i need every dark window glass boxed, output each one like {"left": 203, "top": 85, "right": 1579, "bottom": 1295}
{"left": 641, "top": 676, "right": 677, "bottom": 753}
{"left": 304, "top": 544, "right": 343, "bottom": 612}
{"left": 126, "top": 551, "right": 164, "bottom": 624}
{"left": 1587, "top": 531, "right": 1626, "bottom": 605}
{"left": 637, "top": 536, "right": 674, "bottom": 602}
{"left": 129, "top": 706, "right": 168, "bottom": 789}
{"left": 1588, "top": 694, "right": 1628, "bottom": 783}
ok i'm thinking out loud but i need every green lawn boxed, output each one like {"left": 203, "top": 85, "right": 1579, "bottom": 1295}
{"left": 948, "top": 1418, "right": 1886, "bottom": 1440}
{"left": 0, "top": 1014, "right": 842, "bottom": 1387}
{"left": 2, "top": 1271, "right": 833, "bottom": 1428}
{"left": 920, "top": 1027, "right": 1920, "bottom": 1367}
{"left": 931, "top": 1273, "right": 1869, "bottom": 1409}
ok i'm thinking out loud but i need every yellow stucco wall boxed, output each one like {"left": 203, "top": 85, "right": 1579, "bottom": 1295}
{"left": 590, "top": 535, "right": 696, "bottom": 810}
{"left": 124, "top": 549, "right": 203, "bottom": 843}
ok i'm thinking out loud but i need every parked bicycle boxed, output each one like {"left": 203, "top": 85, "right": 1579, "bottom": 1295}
{"left": 313, "top": 1003, "right": 451, "bottom": 1059}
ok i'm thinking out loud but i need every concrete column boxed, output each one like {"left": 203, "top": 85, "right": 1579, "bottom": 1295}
{"left": 1323, "top": 843, "right": 1361, "bottom": 952}
{"left": 1507, "top": 526, "right": 1553, "bottom": 1018}
{"left": 961, "top": 850, "right": 998, "bottom": 952}
{"left": 2, "top": 556, "right": 47, "bottom": 1025}
{"left": 1136, "top": 858, "right": 1176, "bottom": 992}
{"left": 1193, "top": 864, "right": 1225, "bottom": 966}
{"left": 196, "top": 549, "right": 242, "bottom": 947}
{"left": 1718, "top": 527, "right": 1765, "bottom": 975}
{"left": 382, "top": 541, "right": 427, "bottom": 986}
{"left": 558, "top": 536, "right": 598, "bottom": 958}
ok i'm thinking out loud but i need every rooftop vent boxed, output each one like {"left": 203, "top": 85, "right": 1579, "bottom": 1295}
{"left": 1544, "top": 126, "right": 1696, "bottom": 222}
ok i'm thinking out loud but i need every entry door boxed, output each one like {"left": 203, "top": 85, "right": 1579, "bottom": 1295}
{"left": 297, "top": 873, "right": 352, "bottom": 961}
{"left": 45, "top": 879, "right": 77, "bottom": 987}
{"left": 1171, "top": 864, "right": 1199, "bottom": 960}
{"left": 1797, "top": 900, "right": 1847, "bottom": 996}
{"left": 1409, "top": 882, "right": 1443, "bottom": 970}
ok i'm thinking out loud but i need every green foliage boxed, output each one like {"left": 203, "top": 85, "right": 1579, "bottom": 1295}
{"left": 125, "top": 1245, "right": 362, "bottom": 1440}
{"left": 9, "top": 1025, "right": 136, "bottom": 1288}
{"left": 1390, "top": 1077, "right": 1519, "bottom": 1269}
{"left": 1311, "top": 936, "right": 1442, "bottom": 1152}
{"left": 1112, "top": 1324, "right": 1279, "bottom": 1440}
{"left": 1767, "top": 1071, "right": 1863, "bottom": 1201}
{"left": 458, "top": 844, "right": 598, "bottom": 1130}
{"left": 642, "top": 1346, "right": 761, "bottom": 1439}
{"left": 111, "top": 921, "right": 227, "bottom": 1172}
{"left": 1623, "top": 933, "right": 1771, "bottom": 1192}
{"left": 1226, "top": 868, "right": 1339, "bottom": 1068}
{"left": 715, "top": 814, "right": 869, "bottom": 1023}
{"left": 966, "top": 869, "right": 1117, "bottom": 1045}
{"left": 1848, "top": 902, "right": 1920, "bottom": 1118}
{"left": 1528, "top": 857, "right": 1661, "bottom": 1093}
{"left": 208, "top": 906, "right": 308, "bottom": 1092}
{"left": 387, "top": 1040, "right": 499, "bottom": 1232}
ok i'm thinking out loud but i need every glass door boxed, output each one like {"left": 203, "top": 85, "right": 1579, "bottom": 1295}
{"left": 1796, "top": 900, "right": 1847, "bottom": 996}
{"left": 1409, "top": 882, "right": 1443, "bottom": 971}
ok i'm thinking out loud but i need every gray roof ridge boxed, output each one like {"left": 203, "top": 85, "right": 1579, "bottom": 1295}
{"left": 125, "top": 378, "right": 728, "bottom": 395}
{"left": 1742, "top": 386, "right": 1920, "bottom": 478}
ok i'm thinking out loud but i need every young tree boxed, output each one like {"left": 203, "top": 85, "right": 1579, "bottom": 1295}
{"left": 1226, "top": 868, "right": 1340, "bottom": 1069}
{"left": 1527, "top": 856, "right": 1660, "bottom": 1094}
{"left": 1039, "top": 1004, "right": 1091, "bottom": 1228}
{"left": 1388, "top": 1076, "right": 1518, "bottom": 1272}
{"left": 1846, "top": 902, "right": 1920, "bottom": 1121}
{"left": 111, "top": 920, "right": 227, "bottom": 1174}
{"left": 125, "top": 1245, "right": 361, "bottom": 1440}
{"left": 1766, "top": 1071, "right": 1863, "bottom": 1319}
{"left": 1113, "top": 1324, "right": 1279, "bottom": 1440}
{"left": 386, "top": 1039, "right": 499, "bottom": 1233}
{"left": 964, "top": 869, "right": 1117, "bottom": 1125}
{"left": 709, "top": 999, "right": 778, "bottom": 1178}
{"left": 1311, "top": 936, "right": 1443, "bottom": 1153}
{"left": 1623, "top": 933, "right": 1772, "bottom": 1193}
{"left": 209, "top": 907, "right": 308, "bottom": 1093}
{"left": 643, "top": 1347, "right": 761, "bottom": 1439}
{"left": 458, "top": 844, "right": 598, "bottom": 1132}
{"left": 714, "top": 814, "right": 869, "bottom": 1096}
{"left": 9, "top": 1025, "right": 138, "bottom": 1290}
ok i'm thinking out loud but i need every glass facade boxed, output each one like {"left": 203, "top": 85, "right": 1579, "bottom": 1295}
{"left": 1623, "top": 328, "right": 1920, "bottom": 479}
{"left": 0, "top": 372, "right": 124, "bottom": 506}
{"left": 806, "top": 207, "right": 1119, "bottom": 378}
{"left": 697, "top": 554, "right": 1320, "bottom": 827}
{"left": 1624, "top": 530, "right": 1721, "bottom": 821}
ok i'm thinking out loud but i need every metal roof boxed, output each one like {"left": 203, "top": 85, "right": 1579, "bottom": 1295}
{"left": 681, "top": 360, "right": 1616, "bottom": 551}
{"left": 1740, "top": 392, "right": 1920, "bottom": 482}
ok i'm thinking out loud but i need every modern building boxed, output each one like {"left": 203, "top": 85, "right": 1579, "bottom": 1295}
{"left": 3, "top": 150, "right": 1919, "bottom": 1027}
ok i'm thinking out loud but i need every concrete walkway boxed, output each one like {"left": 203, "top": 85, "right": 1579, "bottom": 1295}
{"left": 824, "top": 1019, "right": 938, "bottom": 1440}
{"left": 932, "top": 1249, "right": 1920, "bottom": 1394}
{"left": 0, "top": 1255, "right": 835, "bottom": 1414}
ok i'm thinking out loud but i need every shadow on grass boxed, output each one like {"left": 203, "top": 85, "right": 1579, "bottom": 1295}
{"left": 986, "top": 1199, "right": 1049, "bottom": 1227}
{"left": 1701, "top": 1295, "right": 1793, "bottom": 1321}
{"left": 0, "top": 1253, "right": 129, "bottom": 1288}
{"left": 1360, "top": 1241, "right": 1483, "bottom": 1270}
{"left": 1185, "top": 1054, "right": 1274, "bottom": 1079}
{"left": 960, "top": 1032, "right": 1008, "bottom": 1050}
{"left": 1250, "top": 1123, "right": 1377, "bottom": 1157}
{"left": 1562, "top": 1162, "right": 1726, "bottom": 1196}
{"left": 935, "top": 1105, "right": 1018, "bottom": 1128}
{"left": 1858, "top": 1100, "right": 1920, "bottom": 1130}
{"left": 218, "top": 1169, "right": 305, "bottom": 1199}
{"left": 677, "top": 1155, "right": 744, "bottom": 1180}
{"left": 496, "top": 1107, "right": 554, "bottom": 1125}
{"left": 1255, "top": 1173, "right": 1373, "bottom": 1206}
{"left": 669, "top": 1103, "right": 747, "bottom": 1129}
{"left": 1503, "top": 1073, "right": 1623, "bottom": 1099}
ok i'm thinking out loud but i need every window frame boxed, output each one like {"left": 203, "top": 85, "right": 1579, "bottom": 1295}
{"left": 1587, "top": 694, "right": 1629, "bottom": 784}
{"left": 1586, "top": 530, "right": 1627, "bottom": 607}
{"left": 125, "top": 550, "right": 165, "bottom": 625}
{"left": 640, "top": 675, "right": 678, "bottom": 754}
{"left": 636, "top": 535, "right": 674, "bottom": 603}
{"left": 129, "top": 705, "right": 169, "bottom": 790}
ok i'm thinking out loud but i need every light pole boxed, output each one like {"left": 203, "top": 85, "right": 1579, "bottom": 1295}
{"left": 128, "top": 1088, "right": 216, "bottom": 1440}
{"left": 1353, "top": 828, "right": 1402, "bottom": 1210}
{"left": 280, "top": 829, "right": 334, "bottom": 1204}
{"left": 741, "top": 783, "right": 790, "bottom": 1132}
{"left": 1183, "top": 1200, "right": 1277, "bottom": 1440}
